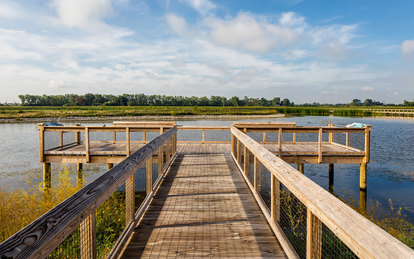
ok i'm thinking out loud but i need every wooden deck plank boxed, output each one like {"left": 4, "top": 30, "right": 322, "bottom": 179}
{"left": 119, "top": 144, "right": 287, "bottom": 258}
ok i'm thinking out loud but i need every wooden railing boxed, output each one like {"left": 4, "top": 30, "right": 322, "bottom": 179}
{"left": 177, "top": 125, "right": 231, "bottom": 144}
{"left": 233, "top": 122, "right": 371, "bottom": 163}
{"left": 0, "top": 127, "right": 178, "bottom": 259}
{"left": 231, "top": 126, "right": 414, "bottom": 258}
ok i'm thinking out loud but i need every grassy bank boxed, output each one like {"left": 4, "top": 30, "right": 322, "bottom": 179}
{"left": 1, "top": 106, "right": 413, "bottom": 121}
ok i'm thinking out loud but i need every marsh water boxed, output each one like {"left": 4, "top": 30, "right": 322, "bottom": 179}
{"left": 1, "top": 116, "right": 413, "bottom": 223}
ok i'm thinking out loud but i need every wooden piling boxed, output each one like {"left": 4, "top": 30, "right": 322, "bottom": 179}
{"left": 77, "top": 163, "right": 83, "bottom": 186}
{"left": 297, "top": 163, "right": 304, "bottom": 174}
{"left": 329, "top": 164, "right": 334, "bottom": 192}
{"left": 43, "top": 163, "right": 51, "bottom": 191}
{"left": 360, "top": 163, "right": 367, "bottom": 190}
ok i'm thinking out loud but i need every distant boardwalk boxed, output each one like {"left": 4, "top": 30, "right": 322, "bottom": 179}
{"left": 121, "top": 144, "right": 286, "bottom": 258}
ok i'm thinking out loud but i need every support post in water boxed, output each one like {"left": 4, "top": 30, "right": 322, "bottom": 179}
{"left": 77, "top": 163, "right": 83, "bottom": 186}
{"left": 360, "top": 189, "right": 367, "bottom": 215}
{"left": 297, "top": 163, "right": 304, "bottom": 174}
{"left": 360, "top": 163, "right": 367, "bottom": 190}
{"left": 43, "top": 162, "right": 51, "bottom": 191}
{"left": 329, "top": 164, "right": 334, "bottom": 193}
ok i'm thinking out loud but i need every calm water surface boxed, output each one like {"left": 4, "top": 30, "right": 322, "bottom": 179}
{"left": 0, "top": 116, "right": 413, "bottom": 221}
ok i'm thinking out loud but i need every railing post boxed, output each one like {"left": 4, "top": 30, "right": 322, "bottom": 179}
{"left": 271, "top": 174, "right": 280, "bottom": 223}
{"left": 263, "top": 132, "right": 266, "bottom": 143}
{"left": 59, "top": 131, "right": 63, "bottom": 147}
{"left": 38, "top": 123, "right": 45, "bottom": 162}
{"left": 80, "top": 211, "right": 96, "bottom": 259}
{"left": 143, "top": 131, "right": 146, "bottom": 144}
{"left": 254, "top": 156, "right": 261, "bottom": 191}
{"left": 202, "top": 129, "right": 205, "bottom": 144}
{"left": 85, "top": 127, "right": 90, "bottom": 163}
{"left": 126, "top": 173, "right": 135, "bottom": 224}
{"left": 237, "top": 140, "right": 242, "bottom": 165}
{"left": 158, "top": 146, "right": 163, "bottom": 176}
{"left": 364, "top": 126, "right": 371, "bottom": 163}
{"left": 126, "top": 127, "right": 130, "bottom": 157}
{"left": 278, "top": 128, "right": 282, "bottom": 158}
{"left": 166, "top": 139, "right": 171, "bottom": 161}
{"left": 345, "top": 132, "right": 350, "bottom": 147}
{"left": 328, "top": 124, "right": 334, "bottom": 144}
{"left": 112, "top": 131, "right": 116, "bottom": 144}
{"left": 146, "top": 156, "right": 153, "bottom": 195}
{"left": 318, "top": 128, "right": 322, "bottom": 163}
{"left": 244, "top": 146, "right": 249, "bottom": 176}
{"left": 306, "top": 209, "right": 322, "bottom": 259}
{"left": 231, "top": 133, "right": 235, "bottom": 155}
{"left": 75, "top": 123, "right": 81, "bottom": 144}
{"left": 293, "top": 132, "right": 296, "bottom": 144}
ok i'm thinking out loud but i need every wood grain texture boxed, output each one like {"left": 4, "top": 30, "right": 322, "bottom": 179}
{"left": 0, "top": 127, "right": 178, "bottom": 259}
{"left": 231, "top": 126, "right": 414, "bottom": 259}
{"left": 120, "top": 144, "right": 286, "bottom": 259}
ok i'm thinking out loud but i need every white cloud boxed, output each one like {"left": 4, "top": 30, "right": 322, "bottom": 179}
{"left": 279, "top": 12, "right": 305, "bottom": 27}
{"left": 0, "top": 2, "right": 21, "bottom": 20}
{"left": 48, "top": 79, "right": 65, "bottom": 88}
{"left": 180, "top": 0, "right": 216, "bottom": 15}
{"left": 166, "top": 14, "right": 188, "bottom": 35}
{"left": 402, "top": 40, "right": 414, "bottom": 55}
{"left": 362, "top": 86, "right": 374, "bottom": 91}
{"left": 206, "top": 13, "right": 298, "bottom": 53}
{"left": 51, "top": 0, "right": 112, "bottom": 30}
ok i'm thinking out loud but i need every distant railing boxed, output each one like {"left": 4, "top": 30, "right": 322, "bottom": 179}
{"left": 0, "top": 127, "right": 178, "bottom": 259}
{"left": 177, "top": 125, "right": 231, "bottom": 144}
{"left": 231, "top": 126, "right": 413, "bottom": 258}
{"left": 233, "top": 122, "right": 371, "bottom": 164}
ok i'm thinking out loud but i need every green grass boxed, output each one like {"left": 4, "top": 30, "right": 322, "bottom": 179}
{"left": 1, "top": 106, "right": 414, "bottom": 120}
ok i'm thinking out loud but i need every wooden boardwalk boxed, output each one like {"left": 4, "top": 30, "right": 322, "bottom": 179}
{"left": 120, "top": 144, "right": 287, "bottom": 258}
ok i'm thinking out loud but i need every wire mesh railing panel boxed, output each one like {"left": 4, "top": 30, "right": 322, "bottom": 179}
{"left": 322, "top": 224, "right": 358, "bottom": 259}
{"left": 47, "top": 227, "right": 80, "bottom": 259}
{"left": 44, "top": 131, "right": 58, "bottom": 150}
{"left": 279, "top": 183, "right": 307, "bottom": 259}
{"left": 259, "top": 166, "right": 271, "bottom": 210}
{"left": 95, "top": 184, "right": 126, "bottom": 259}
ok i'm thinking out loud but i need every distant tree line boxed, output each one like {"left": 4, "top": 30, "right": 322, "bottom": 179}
{"left": 18, "top": 94, "right": 291, "bottom": 107}
{"left": 15, "top": 94, "right": 414, "bottom": 107}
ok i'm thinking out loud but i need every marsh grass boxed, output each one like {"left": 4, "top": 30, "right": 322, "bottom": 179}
{"left": 0, "top": 167, "right": 81, "bottom": 242}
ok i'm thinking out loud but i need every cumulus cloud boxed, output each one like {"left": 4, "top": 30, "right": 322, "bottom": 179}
{"left": 362, "top": 86, "right": 374, "bottom": 91}
{"left": 0, "top": 2, "right": 21, "bottom": 20}
{"left": 180, "top": 0, "right": 216, "bottom": 15}
{"left": 166, "top": 14, "right": 188, "bottom": 35}
{"left": 206, "top": 13, "right": 298, "bottom": 53}
{"left": 279, "top": 12, "right": 305, "bottom": 27}
{"left": 51, "top": 0, "right": 112, "bottom": 30}
{"left": 402, "top": 40, "right": 414, "bottom": 55}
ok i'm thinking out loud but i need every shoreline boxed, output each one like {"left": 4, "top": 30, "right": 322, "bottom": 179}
{"left": 0, "top": 114, "right": 285, "bottom": 123}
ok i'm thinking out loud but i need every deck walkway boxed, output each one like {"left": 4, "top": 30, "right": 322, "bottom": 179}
{"left": 120, "top": 144, "right": 286, "bottom": 258}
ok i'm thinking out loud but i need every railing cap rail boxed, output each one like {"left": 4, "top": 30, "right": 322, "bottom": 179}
{"left": 231, "top": 126, "right": 413, "bottom": 259}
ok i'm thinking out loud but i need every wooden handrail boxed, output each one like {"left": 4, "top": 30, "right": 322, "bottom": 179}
{"left": 0, "top": 127, "right": 178, "bottom": 259}
{"left": 231, "top": 126, "right": 414, "bottom": 258}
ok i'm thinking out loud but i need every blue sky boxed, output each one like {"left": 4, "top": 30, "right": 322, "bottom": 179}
{"left": 0, "top": 0, "right": 413, "bottom": 103}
